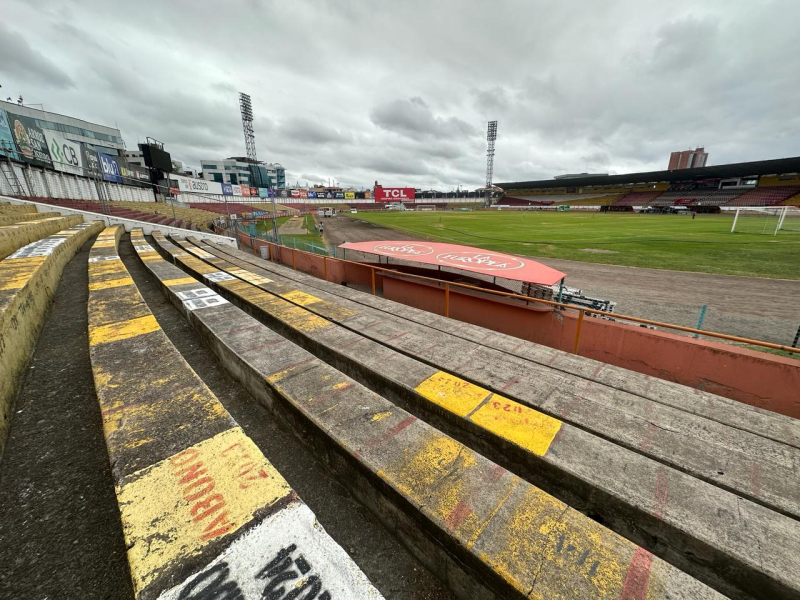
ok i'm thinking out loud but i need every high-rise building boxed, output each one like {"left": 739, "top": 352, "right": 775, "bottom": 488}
{"left": 200, "top": 157, "right": 285, "bottom": 188}
{"left": 668, "top": 147, "right": 708, "bottom": 170}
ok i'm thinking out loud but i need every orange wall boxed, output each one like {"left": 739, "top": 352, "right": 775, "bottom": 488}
{"left": 244, "top": 235, "right": 800, "bottom": 418}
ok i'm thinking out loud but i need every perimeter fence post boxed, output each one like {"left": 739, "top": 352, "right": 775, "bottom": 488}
{"left": 694, "top": 305, "right": 708, "bottom": 339}
{"left": 445, "top": 283, "right": 450, "bottom": 317}
{"left": 792, "top": 325, "right": 800, "bottom": 348}
{"left": 573, "top": 310, "right": 585, "bottom": 354}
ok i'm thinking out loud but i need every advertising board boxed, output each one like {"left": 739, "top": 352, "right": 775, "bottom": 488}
{"left": 374, "top": 187, "right": 415, "bottom": 202}
{"left": 232, "top": 184, "right": 242, "bottom": 196}
{"left": 298, "top": 190, "right": 308, "bottom": 198}
{"left": 0, "top": 109, "right": 18, "bottom": 159}
{"left": 241, "top": 185, "right": 251, "bottom": 197}
{"left": 222, "top": 183, "right": 233, "bottom": 196}
{"left": 334, "top": 192, "right": 345, "bottom": 199}
{"left": 174, "top": 173, "right": 223, "bottom": 195}
{"left": 98, "top": 152, "right": 122, "bottom": 183}
{"left": 345, "top": 191, "right": 355, "bottom": 199}
{"left": 45, "top": 132, "right": 82, "bottom": 175}
{"left": 6, "top": 112, "right": 53, "bottom": 168}
{"left": 81, "top": 146, "right": 102, "bottom": 177}
{"left": 307, "top": 191, "right": 317, "bottom": 199}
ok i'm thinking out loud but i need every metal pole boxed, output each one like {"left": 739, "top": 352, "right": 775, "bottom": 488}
{"left": 271, "top": 190, "right": 279, "bottom": 242}
{"left": 693, "top": 304, "right": 708, "bottom": 338}
{"left": 792, "top": 325, "right": 800, "bottom": 348}
{"left": 371, "top": 268, "right": 376, "bottom": 295}
{"left": 573, "top": 310, "right": 585, "bottom": 354}
{"left": 445, "top": 282, "right": 450, "bottom": 317}
{"left": 292, "top": 247, "right": 296, "bottom": 270}
{"left": 323, "top": 256, "right": 328, "bottom": 281}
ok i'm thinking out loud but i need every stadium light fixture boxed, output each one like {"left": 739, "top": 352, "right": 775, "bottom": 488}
{"left": 485, "top": 120, "right": 498, "bottom": 206}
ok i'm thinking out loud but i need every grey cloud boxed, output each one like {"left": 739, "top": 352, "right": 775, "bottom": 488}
{"left": 0, "top": 23, "right": 74, "bottom": 89}
{"left": 278, "top": 117, "right": 352, "bottom": 145}
{"left": 371, "top": 97, "right": 479, "bottom": 141}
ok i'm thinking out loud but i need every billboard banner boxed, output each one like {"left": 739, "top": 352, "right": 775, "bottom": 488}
{"left": 290, "top": 189, "right": 300, "bottom": 198}
{"left": 334, "top": 192, "right": 345, "bottom": 199}
{"left": 241, "top": 185, "right": 251, "bottom": 197}
{"left": 81, "top": 146, "right": 102, "bottom": 177}
{"left": 222, "top": 183, "right": 233, "bottom": 196}
{"left": 45, "top": 132, "right": 82, "bottom": 175}
{"left": 374, "top": 187, "right": 415, "bottom": 202}
{"left": 232, "top": 184, "right": 242, "bottom": 196}
{"left": 298, "top": 190, "right": 308, "bottom": 198}
{"left": 345, "top": 191, "right": 355, "bottom": 199}
{"left": 7, "top": 112, "right": 53, "bottom": 168}
{"left": 307, "top": 191, "right": 317, "bottom": 199}
{"left": 174, "top": 173, "right": 223, "bottom": 195}
{"left": 258, "top": 187, "right": 269, "bottom": 198}
{"left": 365, "top": 190, "right": 371, "bottom": 199}
{"left": 0, "top": 109, "right": 18, "bottom": 159}
{"left": 98, "top": 153, "right": 122, "bottom": 183}
{"left": 279, "top": 189, "right": 288, "bottom": 198}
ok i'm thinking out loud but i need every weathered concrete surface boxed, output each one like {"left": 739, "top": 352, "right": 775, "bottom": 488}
{"left": 0, "top": 211, "right": 62, "bottom": 226}
{"left": 0, "top": 220, "right": 102, "bottom": 458}
{"left": 213, "top": 239, "right": 800, "bottom": 449}
{"left": 121, "top": 236, "right": 455, "bottom": 600}
{"left": 88, "top": 228, "right": 382, "bottom": 600}
{"left": 0, "top": 215, "right": 83, "bottom": 259}
{"left": 197, "top": 239, "right": 800, "bottom": 518}
{"left": 0, "top": 235, "right": 133, "bottom": 600}
{"left": 144, "top": 231, "right": 726, "bottom": 600}
{"left": 167, "top": 236, "right": 800, "bottom": 599}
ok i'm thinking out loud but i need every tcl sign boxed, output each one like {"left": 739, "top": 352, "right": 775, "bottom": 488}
{"left": 375, "top": 187, "right": 415, "bottom": 202}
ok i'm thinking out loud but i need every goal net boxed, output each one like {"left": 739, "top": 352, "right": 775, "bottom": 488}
{"left": 730, "top": 207, "right": 798, "bottom": 235}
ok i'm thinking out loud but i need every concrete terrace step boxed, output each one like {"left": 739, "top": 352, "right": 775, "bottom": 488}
{"left": 196, "top": 239, "right": 800, "bottom": 514}
{"left": 208, "top": 241, "right": 800, "bottom": 449}
{"left": 168, "top": 235, "right": 800, "bottom": 599}
{"left": 0, "top": 215, "right": 83, "bottom": 260}
{"left": 87, "top": 227, "right": 382, "bottom": 600}
{"left": 0, "top": 220, "right": 103, "bottom": 457}
{"left": 137, "top": 230, "right": 723, "bottom": 600}
{"left": 0, "top": 211, "right": 62, "bottom": 226}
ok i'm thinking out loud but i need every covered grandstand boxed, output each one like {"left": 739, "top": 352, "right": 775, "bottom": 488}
{"left": 497, "top": 156, "right": 800, "bottom": 210}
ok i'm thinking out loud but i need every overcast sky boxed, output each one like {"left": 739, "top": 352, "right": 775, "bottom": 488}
{"left": 1, "top": 0, "right": 798, "bottom": 189}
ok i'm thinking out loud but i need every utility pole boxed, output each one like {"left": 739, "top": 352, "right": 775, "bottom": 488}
{"left": 485, "top": 120, "right": 498, "bottom": 207}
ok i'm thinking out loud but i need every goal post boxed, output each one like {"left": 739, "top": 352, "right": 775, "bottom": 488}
{"left": 729, "top": 207, "right": 786, "bottom": 235}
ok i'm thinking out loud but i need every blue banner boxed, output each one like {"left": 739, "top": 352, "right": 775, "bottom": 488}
{"left": 222, "top": 182, "right": 233, "bottom": 196}
{"left": 307, "top": 191, "right": 317, "bottom": 199}
{"left": 258, "top": 187, "right": 269, "bottom": 198}
{"left": 98, "top": 152, "right": 122, "bottom": 183}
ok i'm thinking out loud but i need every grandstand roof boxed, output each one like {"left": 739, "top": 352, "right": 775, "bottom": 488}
{"left": 498, "top": 156, "right": 800, "bottom": 190}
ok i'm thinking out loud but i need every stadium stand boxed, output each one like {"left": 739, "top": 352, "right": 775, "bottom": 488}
{"left": 177, "top": 236, "right": 800, "bottom": 599}
{"left": 188, "top": 202, "right": 270, "bottom": 216}
{"left": 728, "top": 185, "right": 800, "bottom": 207}
{"left": 0, "top": 215, "right": 83, "bottom": 260}
{"left": 135, "top": 229, "right": 726, "bottom": 599}
{"left": 28, "top": 198, "right": 214, "bottom": 231}
{"left": 0, "top": 211, "right": 63, "bottom": 226}
{"left": 89, "top": 227, "right": 381, "bottom": 599}
{"left": 613, "top": 191, "right": 664, "bottom": 206}
{"left": 0, "top": 220, "right": 103, "bottom": 457}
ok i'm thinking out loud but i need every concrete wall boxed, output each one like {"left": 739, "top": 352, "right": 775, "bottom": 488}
{"left": 242, "top": 233, "right": 800, "bottom": 418}
{"left": 3, "top": 196, "right": 237, "bottom": 247}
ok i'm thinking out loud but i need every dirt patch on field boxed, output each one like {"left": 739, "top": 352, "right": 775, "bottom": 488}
{"left": 581, "top": 248, "right": 619, "bottom": 254}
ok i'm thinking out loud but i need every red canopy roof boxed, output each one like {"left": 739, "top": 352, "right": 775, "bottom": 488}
{"left": 339, "top": 241, "right": 566, "bottom": 286}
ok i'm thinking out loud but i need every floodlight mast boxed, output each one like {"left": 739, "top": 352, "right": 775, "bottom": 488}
{"left": 239, "top": 92, "right": 257, "bottom": 162}
{"left": 485, "top": 120, "right": 497, "bottom": 206}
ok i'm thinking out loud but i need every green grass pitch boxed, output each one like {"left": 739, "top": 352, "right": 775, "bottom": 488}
{"left": 349, "top": 211, "right": 800, "bottom": 279}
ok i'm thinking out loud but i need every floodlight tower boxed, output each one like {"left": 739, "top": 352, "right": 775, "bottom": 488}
{"left": 485, "top": 120, "right": 497, "bottom": 206}
{"left": 239, "top": 92, "right": 257, "bottom": 162}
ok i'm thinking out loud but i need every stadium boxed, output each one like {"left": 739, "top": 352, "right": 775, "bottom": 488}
{"left": 2, "top": 3, "right": 800, "bottom": 600}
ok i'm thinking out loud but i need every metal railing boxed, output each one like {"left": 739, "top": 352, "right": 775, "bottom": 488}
{"left": 244, "top": 233, "right": 800, "bottom": 356}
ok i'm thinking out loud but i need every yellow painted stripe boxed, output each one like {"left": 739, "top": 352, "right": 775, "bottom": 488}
{"left": 414, "top": 371, "right": 490, "bottom": 417}
{"left": 89, "top": 276, "right": 134, "bottom": 291}
{"left": 89, "top": 314, "right": 161, "bottom": 346}
{"left": 163, "top": 276, "right": 196, "bottom": 287}
{"left": 93, "top": 240, "right": 117, "bottom": 248}
{"left": 118, "top": 427, "right": 292, "bottom": 593}
{"left": 229, "top": 268, "right": 273, "bottom": 285}
{"left": 283, "top": 289, "right": 324, "bottom": 306}
{"left": 469, "top": 395, "right": 562, "bottom": 457}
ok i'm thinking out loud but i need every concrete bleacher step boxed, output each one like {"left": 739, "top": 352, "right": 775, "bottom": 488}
{"left": 163, "top": 235, "right": 800, "bottom": 600}
{"left": 212, "top": 241, "right": 799, "bottom": 449}
{"left": 135, "top": 231, "right": 724, "bottom": 600}
{"left": 87, "top": 227, "right": 382, "bottom": 600}
{"left": 0, "top": 211, "right": 62, "bottom": 226}
{"left": 0, "top": 220, "right": 103, "bottom": 457}
{"left": 0, "top": 215, "right": 84, "bottom": 260}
